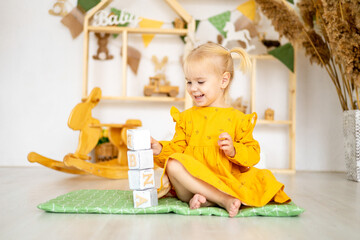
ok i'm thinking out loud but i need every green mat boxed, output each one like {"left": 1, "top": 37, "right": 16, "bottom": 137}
{"left": 38, "top": 190, "right": 304, "bottom": 217}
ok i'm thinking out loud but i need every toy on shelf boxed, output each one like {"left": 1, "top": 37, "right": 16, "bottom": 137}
{"left": 127, "top": 129, "right": 158, "bottom": 208}
{"left": 93, "top": 33, "right": 114, "bottom": 60}
{"left": 143, "top": 56, "right": 179, "bottom": 97}
{"left": 222, "top": 22, "right": 255, "bottom": 52}
{"left": 231, "top": 97, "right": 248, "bottom": 114}
{"left": 259, "top": 33, "right": 280, "bottom": 50}
{"left": 265, "top": 108, "right": 275, "bottom": 121}
{"left": 174, "top": 17, "right": 185, "bottom": 29}
{"left": 28, "top": 87, "right": 142, "bottom": 179}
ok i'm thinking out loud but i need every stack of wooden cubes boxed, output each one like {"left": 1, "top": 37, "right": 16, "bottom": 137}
{"left": 127, "top": 129, "right": 158, "bottom": 208}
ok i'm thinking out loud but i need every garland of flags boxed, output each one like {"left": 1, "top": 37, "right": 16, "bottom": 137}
{"left": 51, "top": 0, "right": 295, "bottom": 72}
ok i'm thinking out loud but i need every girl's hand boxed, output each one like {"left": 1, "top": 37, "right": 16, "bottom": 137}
{"left": 218, "top": 132, "right": 235, "bottom": 158}
{"left": 151, "top": 137, "right": 162, "bottom": 156}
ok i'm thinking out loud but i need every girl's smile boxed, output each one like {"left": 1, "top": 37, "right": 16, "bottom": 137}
{"left": 185, "top": 62, "right": 230, "bottom": 108}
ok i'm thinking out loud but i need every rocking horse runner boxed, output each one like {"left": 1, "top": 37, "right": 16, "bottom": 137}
{"left": 28, "top": 87, "right": 141, "bottom": 179}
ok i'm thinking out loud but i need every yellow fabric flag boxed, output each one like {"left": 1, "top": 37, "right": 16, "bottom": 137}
{"left": 138, "top": 18, "right": 164, "bottom": 47}
{"left": 236, "top": 0, "right": 256, "bottom": 21}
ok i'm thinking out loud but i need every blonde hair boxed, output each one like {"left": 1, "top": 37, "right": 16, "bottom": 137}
{"left": 183, "top": 42, "right": 251, "bottom": 93}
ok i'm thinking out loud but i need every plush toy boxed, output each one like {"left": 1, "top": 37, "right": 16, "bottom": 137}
{"left": 93, "top": 33, "right": 114, "bottom": 60}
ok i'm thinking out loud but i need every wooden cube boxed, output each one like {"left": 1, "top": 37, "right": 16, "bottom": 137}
{"left": 128, "top": 169, "right": 155, "bottom": 190}
{"left": 127, "top": 129, "right": 151, "bottom": 150}
{"left": 133, "top": 188, "right": 158, "bottom": 208}
{"left": 127, "top": 149, "right": 154, "bottom": 170}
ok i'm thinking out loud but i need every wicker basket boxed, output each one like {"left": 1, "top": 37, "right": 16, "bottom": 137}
{"left": 343, "top": 110, "right": 360, "bottom": 182}
{"left": 94, "top": 142, "right": 118, "bottom": 162}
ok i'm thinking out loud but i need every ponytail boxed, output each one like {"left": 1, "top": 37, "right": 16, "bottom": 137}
{"left": 229, "top": 47, "right": 252, "bottom": 73}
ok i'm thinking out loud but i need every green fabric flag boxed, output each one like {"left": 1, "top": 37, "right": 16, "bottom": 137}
{"left": 77, "top": 0, "right": 100, "bottom": 12}
{"left": 37, "top": 189, "right": 305, "bottom": 217}
{"left": 208, "top": 11, "right": 231, "bottom": 38}
{"left": 110, "top": 8, "right": 132, "bottom": 38}
{"left": 268, "top": 43, "right": 294, "bottom": 72}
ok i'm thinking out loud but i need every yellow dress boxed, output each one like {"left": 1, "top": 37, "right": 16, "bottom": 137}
{"left": 154, "top": 106, "right": 290, "bottom": 207}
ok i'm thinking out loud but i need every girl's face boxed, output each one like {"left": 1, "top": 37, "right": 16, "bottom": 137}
{"left": 185, "top": 60, "right": 229, "bottom": 108}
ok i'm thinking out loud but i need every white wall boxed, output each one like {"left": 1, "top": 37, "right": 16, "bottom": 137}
{"left": 0, "top": 0, "right": 345, "bottom": 171}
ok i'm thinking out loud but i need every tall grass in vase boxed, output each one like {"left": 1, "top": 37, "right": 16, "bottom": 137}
{"left": 255, "top": 0, "right": 360, "bottom": 111}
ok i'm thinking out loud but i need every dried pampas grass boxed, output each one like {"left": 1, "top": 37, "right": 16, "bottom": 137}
{"left": 255, "top": 0, "right": 360, "bottom": 111}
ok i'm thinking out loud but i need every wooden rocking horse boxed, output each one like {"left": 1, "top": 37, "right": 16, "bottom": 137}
{"left": 27, "top": 87, "right": 141, "bottom": 179}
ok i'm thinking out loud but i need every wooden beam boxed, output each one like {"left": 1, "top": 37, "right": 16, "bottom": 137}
{"left": 121, "top": 31, "right": 128, "bottom": 97}
{"left": 88, "top": 26, "right": 188, "bottom": 35}
{"left": 85, "top": 0, "right": 112, "bottom": 21}
{"left": 165, "top": 0, "right": 192, "bottom": 23}
{"left": 289, "top": 48, "right": 297, "bottom": 171}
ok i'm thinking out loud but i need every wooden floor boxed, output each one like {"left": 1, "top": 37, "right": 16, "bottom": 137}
{"left": 0, "top": 167, "right": 359, "bottom": 240}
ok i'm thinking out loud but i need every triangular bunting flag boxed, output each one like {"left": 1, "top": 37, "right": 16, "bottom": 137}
{"left": 138, "top": 18, "right": 164, "bottom": 47}
{"left": 77, "top": 0, "right": 101, "bottom": 12}
{"left": 208, "top": 11, "right": 231, "bottom": 38}
{"left": 236, "top": 0, "right": 256, "bottom": 21}
{"left": 268, "top": 43, "right": 294, "bottom": 72}
{"left": 120, "top": 46, "right": 141, "bottom": 75}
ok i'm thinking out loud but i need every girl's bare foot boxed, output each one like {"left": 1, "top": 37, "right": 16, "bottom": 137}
{"left": 224, "top": 198, "right": 241, "bottom": 217}
{"left": 189, "top": 194, "right": 207, "bottom": 209}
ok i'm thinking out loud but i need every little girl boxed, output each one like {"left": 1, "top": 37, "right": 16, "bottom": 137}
{"left": 151, "top": 42, "right": 290, "bottom": 217}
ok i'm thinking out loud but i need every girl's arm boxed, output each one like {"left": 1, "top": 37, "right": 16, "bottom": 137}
{"left": 222, "top": 113, "right": 260, "bottom": 168}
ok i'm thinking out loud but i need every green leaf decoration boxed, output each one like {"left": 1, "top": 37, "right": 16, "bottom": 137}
{"left": 110, "top": 8, "right": 132, "bottom": 38}
{"left": 77, "top": 0, "right": 100, "bottom": 12}
{"left": 208, "top": 11, "right": 231, "bottom": 38}
{"left": 287, "top": 0, "right": 294, "bottom": 4}
{"left": 268, "top": 43, "right": 294, "bottom": 72}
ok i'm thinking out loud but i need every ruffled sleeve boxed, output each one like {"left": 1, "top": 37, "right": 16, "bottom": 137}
{"left": 227, "top": 112, "right": 260, "bottom": 168}
{"left": 153, "top": 107, "right": 188, "bottom": 168}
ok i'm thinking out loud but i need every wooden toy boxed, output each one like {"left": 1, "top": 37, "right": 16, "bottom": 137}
{"left": 174, "top": 17, "right": 185, "bottom": 29}
{"left": 127, "top": 129, "right": 151, "bottom": 150}
{"left": 126, "top": 128, "right": 158, "bottom": 208}
{"left": 144, "top": 77, "right": 179, "bottom": 97}
{"left": 265, "top": 108, "right": 275, "bottom": 120}
{"left": 28, "top": 87, "right": 142, "bottom": 179}
{"left": 93, "top": 33, "right": 114, "bottom": 60}
{"left": 127, "top": 149, "right": 154, "bottom": 169}
{"left": 222, "top": 22, "right": 255, "bottom": 52}
{"left": 143, "top": 55, "right": 179, "bottom": 97}
{"left": 128, "top": 169, "right": 155, "bottom": 190}
{"left": 133, "top": 189, "right": 158, "bottom": 208}
{"left": 232, "top": 97, "right": 248, "bottom": 114}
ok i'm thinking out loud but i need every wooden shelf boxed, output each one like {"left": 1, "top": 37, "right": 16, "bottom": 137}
{"left": 269, "top": 169, "right": 296, "bottom": 174}
{"left": 233, "top": 54, "right": 275, "bottom": 60}
{"left": 250, "top": 54, "right": 275, "bottom": 60}
{"left": 257, "top": 119, "right": 292, "bottom": 125}
{"left": 82, "top": 96, "right": 186, "bottom": 102}
{"left": 250, "top": 50, "right": 296, "bottom": 173}
{"left": 87, "top": 26, "right": 188, "bottom": 35}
